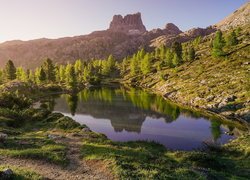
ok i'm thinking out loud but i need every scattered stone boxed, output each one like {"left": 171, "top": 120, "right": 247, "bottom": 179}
{"left": 82, "top": 127, "right": 91, "bottom": 133}
{"left": 206, "top": 95, "right": 215, "bottom": 102}
{"left": 225, "top": 131, "right": 234, "bottom": 136}
{"left": 0, "top": 168, "right": 14, "bottom": 179}
{"left": 0, "top": 133, "right": 8, "bottom": 143}
{"left": 48, "top": 134, "right": 63, "bottom": 140}
{"left": 226, "top": 95, "right": 237, "bottom": 102}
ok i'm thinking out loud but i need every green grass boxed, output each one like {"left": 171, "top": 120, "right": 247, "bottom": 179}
{"left": 0, "top": 165, "right": 43, "bottom": 180}
{"left": 0, "top": 135, "right": 68, "bottom": 166}
{"left": 81, "top": 132, "right": 250, "bottom": 179}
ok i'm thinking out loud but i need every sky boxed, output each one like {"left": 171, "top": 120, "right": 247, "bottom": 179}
{"left": 0, "top": 0, "right": 248, "bottom": 43}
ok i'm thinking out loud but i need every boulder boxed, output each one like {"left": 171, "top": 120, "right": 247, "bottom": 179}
{"left": 0, "top": 133, "right": 8, "bottom": 143}
{"left": 0, "top": 168, "right": 14, "bottom": 179}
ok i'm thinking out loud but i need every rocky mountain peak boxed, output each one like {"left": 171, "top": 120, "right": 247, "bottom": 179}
{"left": 164, "top": 23, "right": 182, "bottom": 35}
{"left": 109, "top": 12, "right": 147, "bottom": 35}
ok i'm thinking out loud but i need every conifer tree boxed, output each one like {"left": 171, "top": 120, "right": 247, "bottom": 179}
{"left": 172, "top": 53, "right": 181, "bottom": 67}
{"left": 226, "top": 30, "right": 238, "bottom": 47}
{"left": 38, "top": 68, "right": 46, "bottom": 83}
{"left": 4, "top": 60, "right": 16, "bottom": 80}
{"left": 42, "top": 58, "right": 56, "bottom": 82}
{"left": 165, "top": 49, "right": 173, "bottom": 68}
{"left": 140, "top": 53, "right": 151, "bottom": 75}
{"left": 212, "top": 30, "right": 225, "bottom": 57}
{"left": 172, "top": 42, "right": 183, "bottom": 60}
{"left": 130, "top": 55, "right": 138, "bottom": 76}
{"left": 188, "top": 47, "right": 196, "bottom": 61}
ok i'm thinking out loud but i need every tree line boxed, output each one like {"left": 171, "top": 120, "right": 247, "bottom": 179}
{"left": 0, "top": 28, "right": 240, "bottom": 86}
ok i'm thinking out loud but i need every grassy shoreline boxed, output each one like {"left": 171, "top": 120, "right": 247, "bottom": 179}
{"left": 0, "top": 82, "right": 249, "bottom": 179}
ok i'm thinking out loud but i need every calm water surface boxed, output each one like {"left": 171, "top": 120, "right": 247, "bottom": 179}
{"left": 48, "top": 87, "right": 239, "bottom": 150}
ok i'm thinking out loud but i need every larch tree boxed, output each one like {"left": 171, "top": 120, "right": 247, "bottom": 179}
{"left": 42, "top": 58, "right": 56, "bottom": 82}
{"left": 140, "top": 53, "right": 151, "bottom": 75}
{"left": 4, "top": 60, "right": 16, "bottom": 80}
{"left": 188, "top": 47, "right": 196, "bottom": 61}
{"left": 212, "top": 30, "right": 225, "bottom": 57}
{"left": 226, "top": 30, "right": 238, "bottom": 47}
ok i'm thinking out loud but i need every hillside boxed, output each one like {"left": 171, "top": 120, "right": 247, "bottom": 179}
{"left": 123, "top": 24, "right": 250, "bottom": 122}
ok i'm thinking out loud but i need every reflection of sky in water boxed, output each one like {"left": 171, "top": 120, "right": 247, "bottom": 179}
{"left": 52, "top": 88, "right": 237, "bottom": 151}
{"left": 63, "top": 113, "right": 233, "bottom": 150}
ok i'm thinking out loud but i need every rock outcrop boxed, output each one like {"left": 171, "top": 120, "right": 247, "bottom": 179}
{"left": 163, "top": 23, "right": 182, "bottom": 35}
{"left": 150, "top": 26, "right": 216, "bottom": 48}
{"left": 109, "top": 12, "right": 147, "bottom": 35}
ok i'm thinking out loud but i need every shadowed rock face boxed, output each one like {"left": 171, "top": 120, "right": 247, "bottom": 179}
{"left": 109, "top": 12, "right": 147, "bottom": 35}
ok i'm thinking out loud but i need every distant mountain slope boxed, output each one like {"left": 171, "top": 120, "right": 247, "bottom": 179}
{"left": 0, "top": 2, "right": 249, "bottom": 69}
{"left": 215, "top": 2, "right": 250, "bottom": 30}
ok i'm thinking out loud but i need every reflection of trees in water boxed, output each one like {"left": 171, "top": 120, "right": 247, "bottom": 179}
{"left": 55, "top": 87, "right": 237, "bottom": 135}
{"left": 210, "top": 120, "right": 222, "bottom": 142}
{"left": 59, "top": 87, "right": 182, "bottom": 132}
{"left": 78, "top": 88, "right": 113, "bottom": 103}
{"left": 40, "top": 94, "right": 59, "bottom": 111}
{"left": 66, "top": 94, "right": 78, "bottom": 116}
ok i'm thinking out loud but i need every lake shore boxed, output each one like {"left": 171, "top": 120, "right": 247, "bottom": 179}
{"left": 0, "top": 81, "right": 249, "bottom": 179}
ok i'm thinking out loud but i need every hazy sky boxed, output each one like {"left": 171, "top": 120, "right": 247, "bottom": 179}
{"left": 0, "top": 0, "right": 247, "bottom": 42}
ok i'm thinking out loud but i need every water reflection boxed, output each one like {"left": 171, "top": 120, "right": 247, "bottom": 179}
{"left": 48, "top": 87, "right": 241, "bottom": 150}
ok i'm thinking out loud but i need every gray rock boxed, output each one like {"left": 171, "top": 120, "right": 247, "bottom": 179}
{"left": 82, "top": 127, "right": 91, "bottom": 133}
{"left": 48, "top": 134, "right": 62, "bottom": 140}
{"left": 0, "top": 133, "right": 8, "bottom": 143}
{"left": 206, "top": 95, "right": 215, "bottom": 102}
{"left": 0, "top": 168, "right": 14, "bottom": 179}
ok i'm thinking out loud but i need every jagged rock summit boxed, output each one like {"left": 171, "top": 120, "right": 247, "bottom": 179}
{"left": 109, "top": 12, "right": 147, "bottom": 35}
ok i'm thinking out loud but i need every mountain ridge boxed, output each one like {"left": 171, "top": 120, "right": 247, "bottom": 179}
{"left": 0, "top": 2, "right": 249, "bottom": 69}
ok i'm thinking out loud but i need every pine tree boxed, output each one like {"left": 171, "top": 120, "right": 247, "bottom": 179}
{"left": 16, "top": 67, "right": 27, "bottom": 81}
{"left": 160, "top": 45, "right": 166, "bottom": 60}
{"left": 28, "top": 70, "right": 34, "bottom": 82}
{"left": 5, "top": 60, "right": 16, "bottom": 80}
{"left": 188, "top": 47, "right": 196, "bottom": 61}
{"left": 172, "top": 53, "right": 181, "bottom": 67}
{"left": 172, "top": 42, "right": 183, "bottom": 60}
{"left": 42, "top": 58, "right": 56, "bottom": 82}
{"left": 58, "top": 65, "right": 66, "bottom": 82}
{"left": 130, "top": 55, "right": 138, "bottom": 76}
{"left": 212, "top": 30, "right": 225, "bottom": 57}
{"left": 140, "top": 53, "right": 151, "bottom": 75}
{"left": 38, "top": 68, "right": 46, "bottom": 83}
{"left": 83, "top": 66, "right": 90, "bottom": 82}
{"left": 139, "top": 49, "right": 145, "bottom": 60}
{"left": 0, "top": 69, "right": 3, "bottom": 84}
{"left": 165, "top": 49, "right": 173, "bottom": 68}
{"left": 226, "top": 30, "right": 238, "bottom": 47}
{"left": 66, "top": 65, "right": 77, "bottom": 89}
{"left": 74, "top": 60, "right": 83, "bottom": 73}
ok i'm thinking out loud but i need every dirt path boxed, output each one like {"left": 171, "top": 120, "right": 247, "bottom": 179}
{"left": 0, "top": 134, "right": 114, "bottom": 180}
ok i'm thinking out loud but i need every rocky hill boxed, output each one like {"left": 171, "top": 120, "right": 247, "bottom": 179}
{"left": 215, "top": 2, "right": 250, "bottom": 30}
{"left": 0, "top": 2, "right": 249, "bottom": 69}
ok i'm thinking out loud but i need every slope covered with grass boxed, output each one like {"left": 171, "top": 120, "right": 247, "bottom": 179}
{"left": 122, "top": 25, "right": 250, "bottom": 122}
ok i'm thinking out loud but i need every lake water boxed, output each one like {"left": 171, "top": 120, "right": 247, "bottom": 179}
{"left": 48, "top": 87, "right": 238, "bottom": 150}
